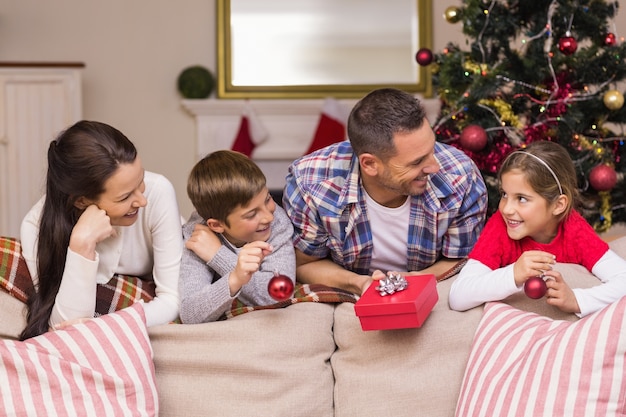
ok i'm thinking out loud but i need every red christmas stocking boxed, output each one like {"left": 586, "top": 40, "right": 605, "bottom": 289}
{"left": 231, "top": 102, "right": 268, "bottom": 157}
{"left": 305, "top": 98, "right": 347, "bottom": 155}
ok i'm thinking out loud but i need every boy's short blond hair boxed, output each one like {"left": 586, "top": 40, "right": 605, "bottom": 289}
{"left": 187, "top": 150, "right": 267, "bottom": 224}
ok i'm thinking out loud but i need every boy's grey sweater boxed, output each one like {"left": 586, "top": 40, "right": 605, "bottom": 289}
{"left": 179, "top": 206, "right": 296, "bottom": 323}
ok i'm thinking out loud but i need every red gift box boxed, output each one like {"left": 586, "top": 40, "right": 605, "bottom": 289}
{"left": 354, "top": 274, "right": 438, "bottom": 331}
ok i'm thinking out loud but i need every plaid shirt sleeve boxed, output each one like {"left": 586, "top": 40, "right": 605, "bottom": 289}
{"left": 407, "top": 143, "right": 488, "bottom": 271}
{"left": 283, "top": 143, "right": 359, "bottom": 261}
{"left": 283, "top": 155, "right": 333, "bottom": 259}
{"left": 437, "top": 144, "right": 488, "bottom": 259}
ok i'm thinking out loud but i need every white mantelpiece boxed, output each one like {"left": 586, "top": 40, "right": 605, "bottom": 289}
{"left": 181, "top": 98, "right": 441, "bottom": 189}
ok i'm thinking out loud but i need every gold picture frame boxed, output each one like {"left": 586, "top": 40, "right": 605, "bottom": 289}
{"left": 216, "top": 0, "right": 433, "bottom": 99}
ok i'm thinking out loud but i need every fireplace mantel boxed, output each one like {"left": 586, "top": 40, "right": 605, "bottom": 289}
{"left": 182, "top": 98, "right": 441, "bottom": 189}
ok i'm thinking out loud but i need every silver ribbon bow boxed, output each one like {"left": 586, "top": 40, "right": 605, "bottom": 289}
{"left": 375, "top": 272, "right": 409, "bottom": 296}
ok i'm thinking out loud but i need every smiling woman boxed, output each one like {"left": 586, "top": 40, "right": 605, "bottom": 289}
{"left": 217, "top": 0, "right": 433, "bottom": 98}
{"left": 18, "top": 120, "right": 183, "bottom": 340}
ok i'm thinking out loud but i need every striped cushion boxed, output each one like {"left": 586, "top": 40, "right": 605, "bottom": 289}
{"left": 0, "top": 303, "right": 158, "bottom": 416}
{"left": 456, "top": 299, "right": 626, "bottom": 417}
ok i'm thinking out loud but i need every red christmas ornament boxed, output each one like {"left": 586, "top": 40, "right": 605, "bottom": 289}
{"left": 524, "top": 276, "right": 547, "bottom": 299}
{"left": 459, "top": 125, "right": 488, "bottom": 152}
{"left": 415, "top": 48, "right": 433, "bottom": 66}
{"left": 558, "top": 35, "right": 578, "bottom": 55}
{"left": 604, "top": 32, "right": 617, "bottom": 46}
{"left": 589, "top": 164, "right": 618, "bottom": 191}
{"left": 268, "top": 273, "right": 294, "bottom": 301}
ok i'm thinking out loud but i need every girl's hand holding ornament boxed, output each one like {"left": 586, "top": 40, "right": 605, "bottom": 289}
{"left": 542, "top": 270, "right": 580, "bottom": 314}
{"left": 513, "top": 250, "right": 556, "bottom": 287}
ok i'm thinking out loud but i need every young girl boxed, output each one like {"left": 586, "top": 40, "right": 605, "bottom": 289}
{"left": 19, "top": 120, "right": 183, "bottom": 340}
{"left": 449, "top": 140, "right": 626, "bottom": 317}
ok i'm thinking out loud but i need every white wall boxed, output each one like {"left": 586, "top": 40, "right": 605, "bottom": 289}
{"left": 0, "top": 0, "right": 216, "bottom": 218}
{"left": 10, "top": 1, "right": 619, "bottom": 220}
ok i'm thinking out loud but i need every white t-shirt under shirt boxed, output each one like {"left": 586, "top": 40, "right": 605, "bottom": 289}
{"left": 364, "top": 191, "right": 410, "bottom": 274}
{"left": 20, "top": 171, "right": 183, "bottom": 328}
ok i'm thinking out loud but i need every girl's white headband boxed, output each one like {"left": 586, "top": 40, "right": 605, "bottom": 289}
{"left": 508, "top": 151, "right": 563, "bottom": 195}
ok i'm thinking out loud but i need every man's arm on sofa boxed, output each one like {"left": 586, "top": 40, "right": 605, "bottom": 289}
{"left": 295, "top": 249, "right": 372, "bottom": 296}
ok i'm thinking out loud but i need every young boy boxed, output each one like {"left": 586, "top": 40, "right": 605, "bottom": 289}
{"left": 179, "top": 150, "right": 296, "bottom": 323}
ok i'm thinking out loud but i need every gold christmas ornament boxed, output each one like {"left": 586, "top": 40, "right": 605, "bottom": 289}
{"left": 444, "top": 6, "right": 461, "bottom": 24}
{"left": 603, "top": 90, "right": 624, "bottom": 110}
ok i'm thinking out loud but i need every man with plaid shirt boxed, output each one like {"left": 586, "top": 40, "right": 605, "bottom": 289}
{"left": 283, "top": 89, "right": 487, "bottom": 295}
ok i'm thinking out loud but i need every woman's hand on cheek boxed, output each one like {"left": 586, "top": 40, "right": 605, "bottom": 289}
{"left": 69, "top": 205, "right": 115, "bottom": 260}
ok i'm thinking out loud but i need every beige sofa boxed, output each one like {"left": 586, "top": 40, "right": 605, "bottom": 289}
{"left": 2, "top": 236, "right": 625, "bottom": 417}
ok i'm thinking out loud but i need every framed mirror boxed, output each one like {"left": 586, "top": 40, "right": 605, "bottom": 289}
{"left": 217, "top": 0, "right": 432, "bottom": 99}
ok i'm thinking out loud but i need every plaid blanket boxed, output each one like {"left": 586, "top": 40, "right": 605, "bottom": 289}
{"left": 1, "top": 236, "right": 464, "bottom": 321}
{"left": 223, "top": 283, "right": 358, "bottom": 319}
{"left": 222, "top": 259, "right": 465, "bottom": 319}
{"left": 0, "top": 236, "right": 32, "bottom": 303}
{"left": 0, "top": 237, "right": 156, "bottom": 317}
{"left": 0, "top": 237, "right": 359, "bottom": 321}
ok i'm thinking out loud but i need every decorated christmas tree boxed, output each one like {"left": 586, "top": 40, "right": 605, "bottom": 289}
{"left": 429, "top": 0, "right": 626, "bottom": 232}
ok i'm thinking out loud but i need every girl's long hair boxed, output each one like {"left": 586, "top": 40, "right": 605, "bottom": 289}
{"left": 19, "top": 120, "right": 137, "bottom": 340}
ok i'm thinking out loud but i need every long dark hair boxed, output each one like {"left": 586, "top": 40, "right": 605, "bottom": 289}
{"left": 19, "top": 120, "right": 137, "bottom": 340}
